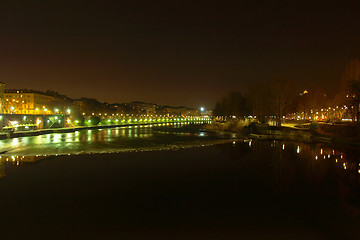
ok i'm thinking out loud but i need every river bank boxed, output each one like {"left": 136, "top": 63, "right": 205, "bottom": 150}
{"left": 204, "top": 121, "right": 360, "bottom": 148}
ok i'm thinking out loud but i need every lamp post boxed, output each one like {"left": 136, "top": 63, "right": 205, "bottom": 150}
{"left": 200, "top": 106, "right": 205, "bottom": 116}
{"left": 65, "top": 108, "right": 71, "bottom": 127}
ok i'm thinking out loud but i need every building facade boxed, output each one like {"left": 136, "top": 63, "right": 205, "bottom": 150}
{"left": 3, "top": 90, "right": 58, "bottom": 114}
{"left": 129, "top": 102, "right": 157, "bottom": 115}
{"left": 0, "top": 82, "right": 5, "bottom": 113}
{"left": 165, "top": 106, "right": 200, "bottom": 116}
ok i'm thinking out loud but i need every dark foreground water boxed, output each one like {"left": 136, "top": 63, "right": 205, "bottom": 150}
{"left": 0, "top": 126, "right": 360, "bottom": 239}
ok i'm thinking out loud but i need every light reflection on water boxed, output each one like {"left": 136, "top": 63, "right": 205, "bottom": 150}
{"left": 0, "top": 134, "right": 359, "bottom": 239}
{"left": 248, "top": 140, "right": 360, "bottom": 194}
{"left": 0, "top": 122, "right": 212, "bottom": 156}
{"left": 2, "top": 139, "right": 360, "bottom": 180}
{"left": 1, "top": 138, "right": 360, "bottom": 218}
{"left": 2, "top": 120, "right": 360, "bottom": 197}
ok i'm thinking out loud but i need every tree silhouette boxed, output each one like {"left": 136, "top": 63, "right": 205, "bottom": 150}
{"left": 342, "top": 58, "right": 360, "bottom": 121}
{"left": 268, "top": 76, "right": 293, "bottom": 126}
{"left": 213, "top": 91, "right": 249, "bottom": 118}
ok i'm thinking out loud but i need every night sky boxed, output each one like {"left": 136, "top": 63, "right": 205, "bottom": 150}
{"left": 1, "top": 1, "right": 360, "bottom": 108}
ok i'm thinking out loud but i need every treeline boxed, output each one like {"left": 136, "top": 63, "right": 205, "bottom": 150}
{"left": 214, "top": 58, "right": 360, "bottom": 126}
{"left": 214, "top": 76, "right": 293, "bottom": 126}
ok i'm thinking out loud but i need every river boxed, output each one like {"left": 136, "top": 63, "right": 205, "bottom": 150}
{"left": 0, "top": 122, "right": 231, "bottom": 156}
{"left": 0, "top": 123, "right": 359, "bottom": 239}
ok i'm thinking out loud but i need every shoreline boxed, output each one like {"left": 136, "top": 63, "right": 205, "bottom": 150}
{"left": 204, "top": 121, "right": 360, "bottom": 148}
{"left": 0, "top": 121, "right": 208, "bottom": 140}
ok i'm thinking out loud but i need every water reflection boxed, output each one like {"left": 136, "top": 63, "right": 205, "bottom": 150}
{"left": 233, "top": 140, "right": 360, "bottom": 217}
{"left": 12, "top": 138, "right": 19, "bottom": 147}
{"left": 0, "top": 155, "right": 49, "bottom": 178}
{"left": 0, "top": 157, "right": 5, "bottom": 178}
{"left": 1, "top": 138, "right": 360, "bottom": 218}
{"left": 0, "top": 122, "right": 210, "bottom": 156}
{"left": 2, "top": 138, "right": 359, "bottom": 182}
{"left": 278, "top": 141, "right": 358, "bottom": 177}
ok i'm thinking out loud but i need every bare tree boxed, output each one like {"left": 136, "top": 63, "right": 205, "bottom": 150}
{"left": 248, "top": 83, "right": 269, "bottom": 123}
{"left": 213, "top": 91, "right": 250, "bottom": 118}
{"left": 297, "top": 91, "right": 310, "bottom": 120}
{"left": 347, "top": 80, "right": 360, "bottom": 121}
{"left": 342, "top": 58, "right": 360, "bottom": 121}
{"left": 268, "top": 76, "right": 292, "bottom": 127}
{"left": 342, "top": 58, "right": 360, "bottom": 86}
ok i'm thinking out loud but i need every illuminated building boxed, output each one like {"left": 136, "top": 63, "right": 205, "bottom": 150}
{"left": 3, "top": 90, "right": 58, "bottom": 114}
{"left": 0, "top": 82, "right": 5, "bottom": 113}
{"left": 165, "top": 106, "right": 200, "bottom": 116}
{"left": 129, "top": 101, "right": 157, "bottom": 115}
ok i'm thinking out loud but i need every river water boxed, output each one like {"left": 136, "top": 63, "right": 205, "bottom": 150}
{"left": 0, "top": 124, "right": 359, "bottom": 239}
{"left": 0, "top": 122, "right": 230, "bottom": 156}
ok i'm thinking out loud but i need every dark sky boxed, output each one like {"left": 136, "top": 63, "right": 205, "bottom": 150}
{"left": 1, "top": 1, "right": 360, "bottom": 108}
